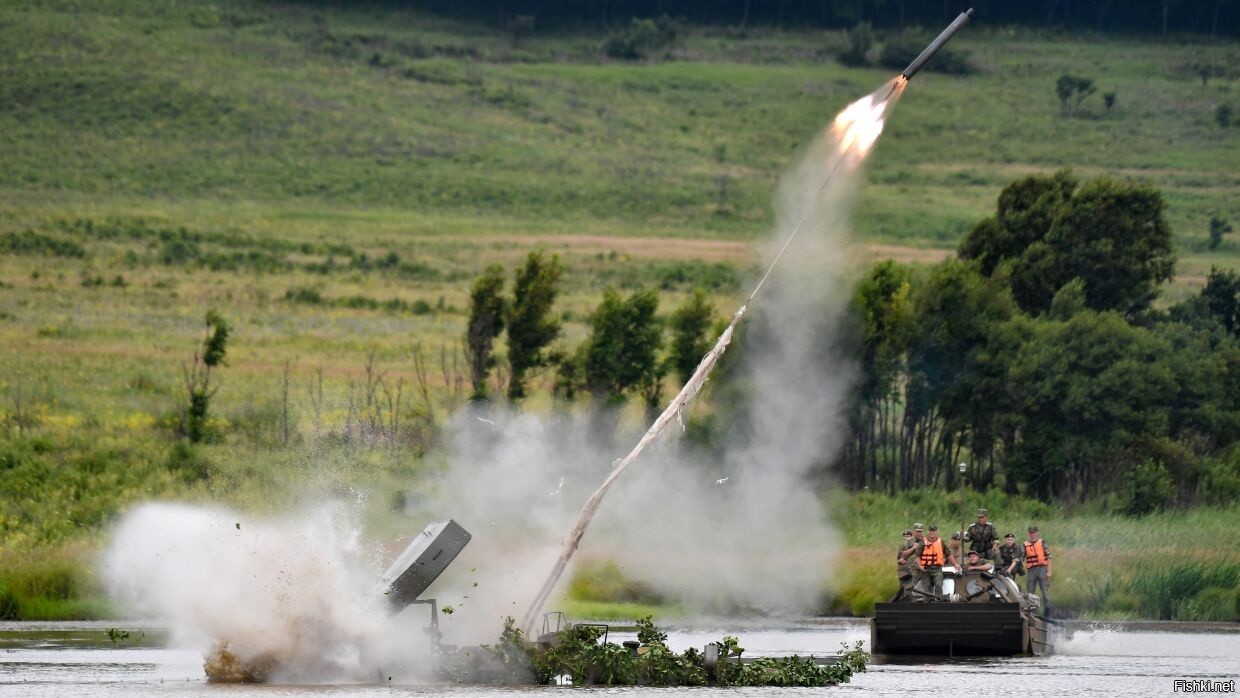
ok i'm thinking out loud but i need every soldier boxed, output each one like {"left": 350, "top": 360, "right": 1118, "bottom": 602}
{"left": 949, "top": 531, "right": 964, "bottom": 565}
{"left": 964, "top": 550, "right": 993, "bottom": 572}
{"left": 900, "top": 524, "right": 926, "bottom": 596}
{"left": 895, "top": 529, "right": 915, "bottom": 599}
{"left": 917, "top": 525, "right": 954, "bottom": 598}
{"left": 965, "top": 508, "right": 998, "bottom": 562}
{"left": 1024, "top": 526, "right": 1053, "bottom": 614}
{"left": 997, "top": 533, "right": 1024, "bottom": 577}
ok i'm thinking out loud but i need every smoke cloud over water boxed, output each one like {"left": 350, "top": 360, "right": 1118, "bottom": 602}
{"left": 102, "top": 502, "right": 434, "bottom": 683}
{"left": 100, "top": 78, "right": 904, "bottom": 681}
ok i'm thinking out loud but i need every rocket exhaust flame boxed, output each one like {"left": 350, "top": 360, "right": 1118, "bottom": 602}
{"left": 521, "top": 75, "right": 907, "bottom": 634}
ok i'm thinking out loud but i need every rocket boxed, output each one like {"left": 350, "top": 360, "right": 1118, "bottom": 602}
{"left": 901, "top": 8, "right": 974, "bottom": 80}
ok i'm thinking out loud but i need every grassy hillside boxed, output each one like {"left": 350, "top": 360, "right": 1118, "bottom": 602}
{"left": 1, "top": 0, "right": 1238, "bottom": 620}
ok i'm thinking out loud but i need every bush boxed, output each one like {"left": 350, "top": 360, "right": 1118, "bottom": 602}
{"left": 285, "top": 286, "right": 324, "bottom": 305}
{"left": 838, "top": 23, "right": 874, "bottom": 68}
{"left": 0, "top": 230, "right": 85, "bottom": 258}
{"left": 1217, "top": 104, "right": 1233, "bottom": 128}
{"left": 603, "top": 16, "right": 680, "bottom": 61}
{"left": 879, "top": 32, "right": 972, "bottom": 75}
{"left": 1056, "top": 74, "right": 1096, "bottom": 116}
{"left": 1123, "top": 460, "right": 1174, "bottom": 515}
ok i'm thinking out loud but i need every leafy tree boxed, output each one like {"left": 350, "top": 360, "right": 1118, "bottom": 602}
{"left": 1209, "top": 216, "right": 1232, "bottom": 250}
{"left": 964, "top": 172, "right": 1174, "bottom": 317}
{"left": 1202, "top": 267, "right": 1240, "bottom": 336}
{"left": 182, "top": 310, "right": 229, "bottom": 443}
{"left": 846, "top": 261, "right": 914, "bottom": 488}
{"left": 1007, "top": 311, "right": 1178, "bottom": 500}
{"left": 905, "top": 260, "right": 1018, "bottom": 488}
{"left": 1048, "top": 278, "right": 1088, "bottom": 320}
{"left": 1055, "top": 74, "right": 1096, "bottom": 116}
{"left": 959, "top": 170, "right": 1078, "bottom": 276}
{"left": 1175, "top": 267, "right": 1240, "bottom": 337}
{"left": 464, "top": 265, "right": 507, "bottom": 400}
{"left": 1041, "top": 178, "right": 1174, "bottom": 315}
{"left": 583, "top": 288, "right": 663, "bottom": 405}
{"left": 666, "top": 289, "right": 717, "bottom": 386}
{"left": 506, "top": 252, "right": 564, "bottom": 402}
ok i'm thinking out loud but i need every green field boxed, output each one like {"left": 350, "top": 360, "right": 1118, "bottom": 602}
{"left": 1, "top": 0, "right": 1239, "bottom": 621}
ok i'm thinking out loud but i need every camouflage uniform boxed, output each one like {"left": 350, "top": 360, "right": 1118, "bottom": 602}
{"left": 903, "top": 536, "right": 926, "bottom": 598}
{"left": 997, "top": 543, "right": 1024, "bottom": 577}
{"left": 965, "top": 521, "right": 998, "bottom": 561}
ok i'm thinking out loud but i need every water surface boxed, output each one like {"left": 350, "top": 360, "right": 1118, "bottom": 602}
{"left": 2, "top": 619, "right": 1236, "bottom": 697}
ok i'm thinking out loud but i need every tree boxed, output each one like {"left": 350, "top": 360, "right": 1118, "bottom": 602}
{"left": 846, "top": 260, "right": 914, "bottom": 489}
{"left": 464, "top": 264, "right": 507, "bottom": 400}
{"left": 837, "top": 22, "right": 874, "bottom": 67}
{"left": 1039, "top": 178, "right": 1174, "bottom": 316}
{"left": 506, "top": 251, "right": 564, "bottom": 402}
{"left": 1055, "top": 74, "right": 1096, "bottom": 116}
{"left": 904, "top": 260, "right": 1018, "bottom": 489}
{"left": 583, "top": 288, "right": 663, "bottom": 405}
{"left": 666, "top": 290, "right": 717, "bottom": 386}
{"left": 1217, "top": 104, "right": 1234, "bottom": 128}
{"left": 1199, "top": 267, "right": 1240, "bottom": 336}
{"left": 963, "top": 172, "right": 1175, "bottom": 317}
{"left": 959, "top": 170, "right": 1078, "bottom": 276}
{"left": 1209, "top": 216, "right": 1233, "bottom": 250}
{"left": 181, "top": 310, "right": 229, "bottom": 443}
{"left": 1007, "top": 311, "right": 1178, "bottom": 500}
{"left": 1168, "top": 267, "right": 1240, "bottom": 339}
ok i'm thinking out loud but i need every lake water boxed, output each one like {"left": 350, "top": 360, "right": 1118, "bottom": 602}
{"left": 2, "top": 619, "right": 1237, "bottom": 697}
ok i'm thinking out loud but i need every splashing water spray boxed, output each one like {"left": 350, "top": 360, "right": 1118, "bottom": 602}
{"left": 521, "top": 9, "right": 974, "bottom": 633}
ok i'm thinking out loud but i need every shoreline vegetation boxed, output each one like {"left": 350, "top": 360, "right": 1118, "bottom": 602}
{"left": 2, "top": 1, "right": 1238, "bottom": 625}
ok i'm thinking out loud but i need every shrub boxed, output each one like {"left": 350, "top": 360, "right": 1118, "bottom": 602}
{"left": 1209, "top": 216, "right": 1233, "bottom": 250}
{"left": 603, "top": 16, "right": 680, "bottom": 61}
{"left": 1056, "top": 75, "right": 1096, "bottom": 116}
{"left": 879, "top": 32, "right": 972, "bottom": 75}
{"left": 838, "top": 23, "right": 873, "bottom": 67}
{"left": 1123, "top": 460, "right": 1174, "bottom": 515}
{"left": 0, "top": 230, "right": 85, "bottom": 258}
{"left": 285, "top": 286, "right": 324, "bottom": 305}
{"left": 1217, "top": 104, "right": 1233, "bottom": 129}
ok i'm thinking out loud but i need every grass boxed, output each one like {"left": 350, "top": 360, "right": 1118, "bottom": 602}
{"left": 1, "top": 0, "right": 1238, "bottom": 620}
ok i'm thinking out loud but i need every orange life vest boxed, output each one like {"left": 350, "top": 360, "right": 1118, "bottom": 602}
{"left": 920, "top": 538, "right": 945, "bottom": 568}
{"left": 1024, "top": 539, "right": 1048, "bottom": 567}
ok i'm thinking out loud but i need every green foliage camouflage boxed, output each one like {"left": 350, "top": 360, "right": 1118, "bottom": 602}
{"left": 447, "top": 617, "right": 868, "bottom": 687}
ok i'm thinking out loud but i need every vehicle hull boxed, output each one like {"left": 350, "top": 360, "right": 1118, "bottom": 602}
{"left": 871, "top": 602, "right": 1051, "bottom": 656}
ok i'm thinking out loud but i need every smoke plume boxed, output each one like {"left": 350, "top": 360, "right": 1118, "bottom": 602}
{"left": 100, "top": 79, "right": 903, "bottom": 681}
